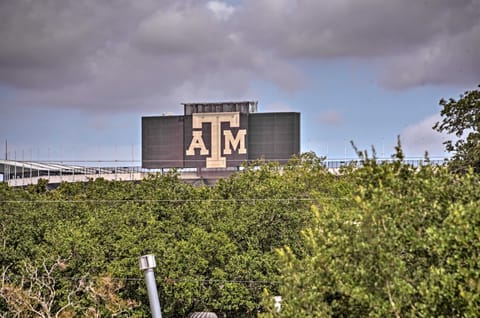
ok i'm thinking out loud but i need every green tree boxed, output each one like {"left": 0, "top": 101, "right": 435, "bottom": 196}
{"left": 433, "top": 85, "right": 480, "bottom": 172}
{"left": 0, "top": 154, "right": 364, "bottom": 317}
{"left": 261, "top": 154, "right": 480, "bottom": 317}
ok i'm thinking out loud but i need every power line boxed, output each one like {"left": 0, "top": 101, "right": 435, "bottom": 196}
{"left": 0, "top": 197, "right": 350, "bottom": 203}
{"left": 2, "top": 275, "right": 279, "bottom": 285}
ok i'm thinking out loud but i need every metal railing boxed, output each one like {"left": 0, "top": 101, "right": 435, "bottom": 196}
{"left": 322, "top": 158, "right": 446, "bottom": 169}
{"left": 1, "top": 158, "right": 448, "bottom": 187}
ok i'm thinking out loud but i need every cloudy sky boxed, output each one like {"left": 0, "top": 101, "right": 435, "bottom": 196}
{"left": 0, "top": 0, "right": 479, "bottom": 163}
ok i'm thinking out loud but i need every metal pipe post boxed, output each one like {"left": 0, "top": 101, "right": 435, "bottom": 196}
{"left": 139, "top": 254, "right": 162, "bottom": 318}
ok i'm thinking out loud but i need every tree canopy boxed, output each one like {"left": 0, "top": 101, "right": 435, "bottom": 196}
{"left": 1, "top": 155, "right": 340, "bottom": 317}
{"left": 261, "top": 153, "right": 480, "bottom": 317}
{"left": 1, "top": 150, "right": 479, "bottom": 317}
{"left": 434, "top": 85, "right": 480, "bottom": 172}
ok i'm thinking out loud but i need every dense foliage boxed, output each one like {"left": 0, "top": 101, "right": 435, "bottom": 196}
{"left": 261, "top": 151, "right": 480, "bottom": 317}
{"left": 0, "top": 155, "right": 341, "bottom": 317}
{"left": 1, "top": 150, "right": 479, "bottom": 317}
{"left": 434, "top": 85, "right": 480, "bottom": 173}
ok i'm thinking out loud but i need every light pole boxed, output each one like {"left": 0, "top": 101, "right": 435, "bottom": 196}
{"left": 139, "top": 254, "right": 163, "bottom": 318}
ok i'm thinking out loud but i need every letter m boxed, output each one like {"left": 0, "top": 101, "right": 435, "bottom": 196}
{"left": 223, "top": 129, "right": 247, "bottom": 155}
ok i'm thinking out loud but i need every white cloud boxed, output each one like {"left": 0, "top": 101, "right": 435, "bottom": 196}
{"left": 206, "top": 1, "right": 235, "bottom": 21}
{"left": 400, "top": 114, "right": 450, "bottom": 157}
{"left": 317, "top": 110, "right": 342, "bottom": 126}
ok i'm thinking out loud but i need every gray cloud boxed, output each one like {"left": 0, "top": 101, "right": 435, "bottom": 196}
{"left": 0, "top": 0, "right": 478, "bottom": 113}
{"left": 237, "top": 0, "right": 480, "bottom": 87}
{"left": 380, "top": 23, "right": 480, "bottom": 89}
{"left": 0, "top": 0, "right": 304, "bottom": 113}
{"left": 0, "top": 0, "right": 148, "bottom": 89}
{"left": 134, "top": 4, "right": 229, "bottom": 55}
{"left": 238, "top": 0, "right": 477, "bottom": 55}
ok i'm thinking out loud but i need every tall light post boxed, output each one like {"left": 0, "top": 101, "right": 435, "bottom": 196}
{"left": 139, "top": 254, "right": 162, "bottom": 318}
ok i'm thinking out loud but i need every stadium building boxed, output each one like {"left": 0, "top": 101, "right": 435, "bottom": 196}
{"left": 0, "top": 101, "right": 301, "bottom": 186}
{"left": 142, "top": 101, "right": 300, "bottom": 177}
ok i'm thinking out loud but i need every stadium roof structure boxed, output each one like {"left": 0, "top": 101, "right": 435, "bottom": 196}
{"left": 0, "top": 159, "right": 205, "bottom": 187}
{"left": 0, "top": 159, "right": 83, "bottom": 175}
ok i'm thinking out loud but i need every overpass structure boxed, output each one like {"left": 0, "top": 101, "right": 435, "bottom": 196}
{"left": 0, "top": 158, "right": 446, "bottom": 188}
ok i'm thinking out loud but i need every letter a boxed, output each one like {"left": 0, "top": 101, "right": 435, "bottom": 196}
{"left": 186, "top": 131, "right": 209, "bottom": 156}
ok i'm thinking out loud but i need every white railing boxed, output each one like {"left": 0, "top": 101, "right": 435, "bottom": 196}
{"left": 1, "top": 158, "right": 447, "bottom": 187}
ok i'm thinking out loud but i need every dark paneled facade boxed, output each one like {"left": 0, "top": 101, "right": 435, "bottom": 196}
{"left": 248, "top": 112, "right": 300, "bottom": 163}
{"left": 142, "top": 110, "right": 300, "bottom": 169}
{"left": 142, "top": 116, "right": 184, "bottom": 168}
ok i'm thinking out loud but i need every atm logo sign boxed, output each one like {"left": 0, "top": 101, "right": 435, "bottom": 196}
{"left": 185, "top": 112, "right": 247, "bottom": 168}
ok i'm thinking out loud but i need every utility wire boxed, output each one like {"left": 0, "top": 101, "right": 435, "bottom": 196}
{"left": 0, "top": 197, "right": 351, "bottom": 203}
{"left": 1, "top": 199, "right": 315, "bottom": 203}
{"left": 2, "top": 275, "right": 279, "bottom": 285}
